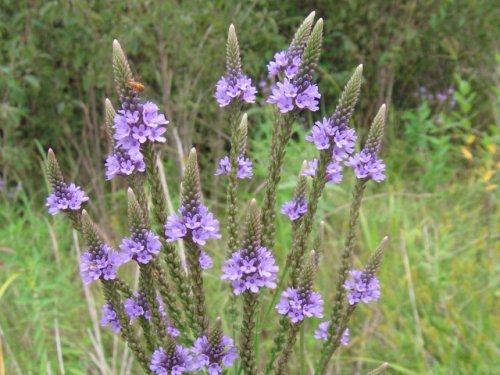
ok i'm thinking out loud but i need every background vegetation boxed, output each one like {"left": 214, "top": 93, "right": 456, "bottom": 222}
{"left": 1, "top": 0, "right": 498, "bottom": 373}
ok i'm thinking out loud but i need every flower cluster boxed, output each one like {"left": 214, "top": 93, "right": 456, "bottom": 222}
{"left": 266, "top": 50, "right": 320, "bottom": 113}
{"left": 302, "top": 159, "right": 343, "bottom": 185}
{"left": 276, "top": 287, "right": 324, "bottom": 323}
{"left": 345, "top": 150, "right": 386, "bottom": 182}
{"left": 100, "top": 304, "right": 121, "bottom": 333}
{"left": 215, "top": 75, "right": 257, "bottom": 107}
{"left": 191, "top": 335, "right": 238, "bottom": 375}
{"left": 105, "top": 147, "right": 145, "bottom": 180}
{"left": 215, "top": 155, "right": 253, "bottom": 179}
{"left": 280, "top": 198, "right": 307, "bottom": 221}
{"left": 221, "top": 246, "right": 278, "bottom": 295}
{"left": 314, "top": 321, "right": 349, "bottom": 346}
{"left": 113, "top": 101, "right": 168, "bottom": 158}
{"left": 157, "top": 299, "right": 181, "bottom": 338}
{"left": 119, "top": 229, "right": 162, "bottom": 265}
{"left": 124, "top": 292, "right": 150, "bottom": 321}
{"left": 79, "top": 244, "right": 125, "bottom": 285}
{"left": 267, "top": 51, "right": 301, "bottom": 80}
{"left": 164, "top": 205, "right": 221, "bottom": 246}
{"left": 344, "top": 270, "right": 381, "bottom": 305}
{"left": 199, "top": 251, "right": 213, "bottom": 270}
{"left": 150, "top": 346, "right": 195, "bottom": 375}
{"left": 46, "top": 182, "right": 89, "bottom": 215}
{"left": 306, "top": 117, "right": 357, "bottom": 160}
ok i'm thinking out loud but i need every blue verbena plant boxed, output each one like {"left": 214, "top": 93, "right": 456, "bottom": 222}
{"left": 46, "top": 12, "right": 389, "bottom": 374}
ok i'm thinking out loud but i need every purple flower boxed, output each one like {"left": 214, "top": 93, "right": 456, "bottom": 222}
{"left": 46, "top": 182, "right": 89, "bottom": 215}
{"left": 124, "top": 292, "right": 150, "bottom": 321}
{"left": 215, "top": 75, "right": 257, "bottom": 108}
{"left": 345, "top": 150, "right": 386, "bottom": 182}
{"left": 215, "top": 155, "right": 253, "bottom": 179}
{"left": 276, "top": 287, "right": 324, "bottom": 324}
{"left": 314, "top": 321, "right": 349, "bottom": 346}
{"left": 267, "top": 51, "right": 301, "bottom": 80}
{"left": 268, "top": 79, "right": 320, "bottom": 114}
{"left": 295, "top": 84, "right": 321, "bottom": 111}
{"left": 119, "top": 230, "right": 161, "bottom": 265}
{"left": 113, "top": 101, "right": 168, "bottom": 157}
{"left": 150, "top": 346, "right": 195, "bottom": 375}
{"left": 105, "top": 147, "right": 146, "bottom": 180}
{"left": 164, "top": 205, "right": 221, "bottom": 246}
{"left": 305, "top": 117, "right": 357, "bottom": 160}
{"left": 221, "top": 246, "right": 278, "bottom": 295}
{"left": 100, "top": 304, "right": 121, "bottom": 333}
{"left": 302, "top": 159, "right": 343, "bottom": 185}
{"left": 280, "top": 199, "right": 307, "bottom": 221}
{"left": 266, "top": 49, "right": 320, "bottom": 114}
{"left": 331, "top": 126, "right": 357, "bottom": 161}
{"left": 199, "top": 251, "right": 213, "bottom": 270}
{"left": 80, "top": 244, "right": 125, "bottom": 285}
{"left": 344, "top": 270, "right": 381, "bottom": 305}
{"left": 305, "top": 118, "right": 335, "bottom": 150}
{"left": 191, "top": 335, "right": 238, "bottom": 374}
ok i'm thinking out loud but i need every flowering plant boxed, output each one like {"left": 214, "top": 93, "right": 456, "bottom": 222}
{"left": 46, "top": 12, "right": 389, "bottom": 374}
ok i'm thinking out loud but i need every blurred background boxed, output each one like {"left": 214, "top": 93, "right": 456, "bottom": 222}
{"left": 0, "top": 0, "right": 498, "bottom": 373}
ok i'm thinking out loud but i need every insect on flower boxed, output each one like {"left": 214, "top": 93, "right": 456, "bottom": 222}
{"left": 128, "top": 80, "right": 145, "bottom": 93}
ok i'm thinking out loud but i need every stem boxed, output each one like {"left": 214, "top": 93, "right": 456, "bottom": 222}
{"left": 264, "top": 316, "right": 289, "bottom": 374}
{"left": 240, "top": 291, "right": 258, "bottom": 374}
{"left": 152, "top": 260, "right": 184, "bottom": 332}
{"left": 288, "top": 151, "right": 330, "bottom": 286}
{"left": 227, "top": 107, "right": 241, "bottom": 255}
{"left": 261, "top": 114, "right": 294, "bottom": 249}
{"left": 140, "top": 264, "right": 168, "bottom": 347}
{"left": 185, "top": 239, "right": 208, "bottom": 335}
{"left": 275, "top": 322, "right": 300, "bottom": 374}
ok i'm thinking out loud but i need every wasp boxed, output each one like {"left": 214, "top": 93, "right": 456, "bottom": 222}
{"left": 128, "top": 80, "right": 145, "bottom": 93}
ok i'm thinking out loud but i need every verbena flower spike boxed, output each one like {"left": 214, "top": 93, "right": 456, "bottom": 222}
{"left": 46, "top": 14, "right": 392, "bottom": 374}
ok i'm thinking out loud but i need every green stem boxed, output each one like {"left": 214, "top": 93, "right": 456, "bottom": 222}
{"left": 185, "top": 239, "right": 208, "bottom": 335}
{"left": 140, "top": 264, "right": 168, "bottom": 347}
{"left": 240, "top": 291, "right": 258, "bottom": 374}
{"left": 261, "top": 114, "right": 294, "bottom": 249}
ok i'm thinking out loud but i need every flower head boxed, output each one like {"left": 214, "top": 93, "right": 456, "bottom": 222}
{"left": 314, "top": 321, "right": 349, "bottom": 346}
{"left": 113, "top": 101, "right": 168, "bottom": 157}
{"left": 267, "top": 51, "right": 301, "bottom": 80}
{"left": 280, "top": 199, "right": 307, "bottom": 221}
{"left": 105, "top": 147, "right": 146, "bottom": 180}
{"left": 80, "top": 244, "right": 125, "bottom": 285}
{"left": 221, "top": 246, "right": 278, "bottom": 295}
{"left": 266, "top": 49, "right": 320, "bottom": 113}
{"left": 345, "top": 150, "right": 386, "bottom": 182}
{"left": 215, "top": 75, "right": 257, "bottom": 108}
{"left": 199, "top": 251, "right": 213, "bottom": 270}
{"left": 119, "top": 229, "right": 161, "bottom": 265}
{"left": 302, "top": 159, "right": 343, "bottom": 185}
{"left": 46, "top": 182, "right": 89, "bottom": 215}
{"left": 164, "top": 205, "right": 221, "bottom": 246}
{"left": 276, "top": 287, "right": 324, "bottom": 323}
{"left": 191, "top": 335, "right": 238, "bottom": 375}
{"left": 343, "top": 269, "right": 381, "bottom": 305}
{"left": 100, "top": 304, "right": 121, "bottom": 333}
{"left": 150, "top": 346, "right": 195, "bottom": 375}
{"left": 124, "top": 292, "right": 150, "bottom": 321}
{"left": 215, "top": 155, "right": 253, "bottom": 179}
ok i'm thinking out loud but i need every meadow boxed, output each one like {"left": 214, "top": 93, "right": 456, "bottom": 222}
{"left": 1, "top": 1, "right": 499, "bottom": 374}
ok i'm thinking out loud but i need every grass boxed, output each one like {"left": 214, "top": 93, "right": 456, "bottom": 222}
{"left": 0, "top": 123, "right": 498, "bottom": 373}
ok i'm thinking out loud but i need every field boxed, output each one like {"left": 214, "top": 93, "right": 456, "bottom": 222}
{"left": 1, "top": 1, "right": 499, "bottom": 374}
